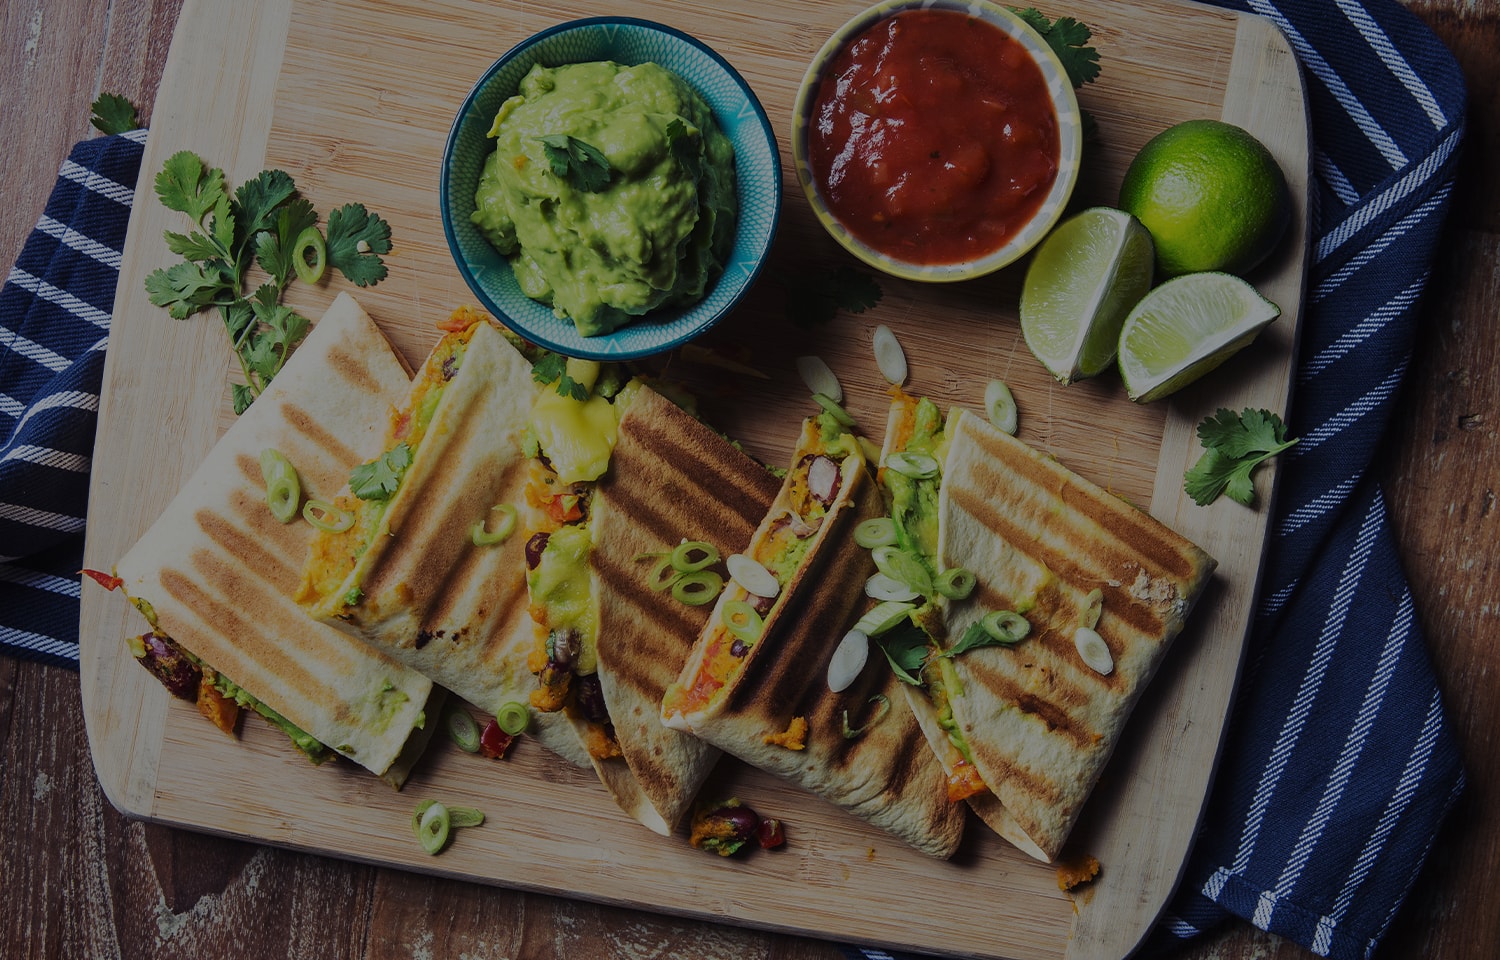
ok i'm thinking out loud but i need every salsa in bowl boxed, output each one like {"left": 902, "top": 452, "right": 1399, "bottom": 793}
{"left": 793, "top": 0, "right": 1082, "bottom": 282}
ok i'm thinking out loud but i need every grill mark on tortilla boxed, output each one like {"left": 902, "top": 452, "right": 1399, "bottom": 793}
{"left": 284, "top": 402, "right": 363, "bottom": 473}
{"left": 327, "top": 341, "right": 386, "bottom": 395}
{"left": 959, "top": 422, "right": 1203, "bottom": 582}
{"left": 160, "top": 558, "right": 354, "bottom": 728}
{"left": 198, "top": 499, "right": 301, "bottom": 596}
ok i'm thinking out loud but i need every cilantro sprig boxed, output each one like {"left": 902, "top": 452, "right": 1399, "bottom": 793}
{"left": 787, "top": 264, "right": 883, "bottom": 328}
{"left": 1007, "top": 7, "right": 1101, "bottom": 90}
{"left": 144, "top": 150, "right": 392, "bottom": 413}
{"left": 1184, "top": 408, "right": 1299, "bottom": 507}
{"left": 349, "top": 443, "right": 413, "bottom": 501}
{"left": 90, "top": 93, "right": 141, "bottom": 135}
{"left": 537, "top": 135, "right": 612, "bottom": 192}
{"left": 530, "top": 353, "right": 589, "bottom": 401}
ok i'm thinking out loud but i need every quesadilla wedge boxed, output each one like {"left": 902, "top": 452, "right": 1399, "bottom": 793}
{"left": 296, "top": 315, "right": 587, "bottom": 768}
{"left": 662, "top": 413, "right": 966, "bottom": 858}
{"left": 96, "top": 293, "right": 441, "bottom": 784}
{"left": 878, "top": 394, "right": 1217, "bottom": 861}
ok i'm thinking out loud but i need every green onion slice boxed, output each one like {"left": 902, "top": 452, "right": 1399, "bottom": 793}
{"left": 259, "top": 448, "right": 301, "bottom": 523}
{"left": 495, "top": 700, "right": 530, "bottom": 736}
{"left": 302, "top": 498, "right": 354, "bottom": 533}
{"left": 447, "top": 806, "right": 485, "bottom": 829}
{"left": 811, "top": 392, "right": 855, "bottom": 427}
{"left": 723, "top": 599, "right": 764, "bottom": 644}
{"left": 647, "top": 555, "right": 682, "bottom": 592}
{"left": 292, "top": 225, "right": 327, "bottom": 285}
{"left": 1080, "top": 588, "right": 1104, "bottom": 630}
{"left": 853, "top": 517, "right": 898, "bottom": 549}
{"left": 670, "top": 540, "right": 719, "bottom": 573}
{"left": 842, "top": 694, "right": 891, "bottom": 739}
{"left": 935, "top": 567, "right": 977, "bottom": 600}
{"left": 416, "top": 801, "right": 450, "bottom": 855}
{"left": 871, "top": 545, "right": 934, "bottom": 596}
{"left": 444, "top": 707, "right": 481, "bottom": 753}
{"left": 884, "top": 451, "right": 940, "bottom": 479}
{"left": 471, "top": 504, "right": 517, "bottom": 546}
{"left": 854, "top": 599, "right": 917, "bottom": 637}
{"left": 985, "top": 379, "right": 1019, "bottom": 435}
{"left": 671, "top": 569, "right": 723, "bottom": 607}
{"left": 980, "top": 610, "right": 1031, "bottom": 644}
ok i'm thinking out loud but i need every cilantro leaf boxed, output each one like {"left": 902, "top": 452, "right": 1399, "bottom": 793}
{"left": 90, "top": 93, "right": 140, "bottom": 135}
{"left": 537, "top": 134, "right": 613, "bottom": 192}
{"left": 1184, "top": 408, "right": 1298, "bottom": 507}
{"left": 231, "top": 383, "right": 255, "bottom": 416}
{"left": 874, "top": 621, "right": 932, "bottom": 686}
{"left": 144, "top": 261, "right": 232, "bottom": 319}
{"left": 944, "top": 621, "right": 1005, "bottom": 658}
{"left": 786, "top": 264, "right": 883, "bottom": 327}
{"left": 325, "top": 203, "right": 392, "bottom": 286}
{"left": 154, "top": 151, "right": 226, "bottom": 223}
{"left": 234, "top": 169, "right": 298, "bottom": 238}
{"left": 529, "top": 351, "right": 588, "bottom": 400}
{"left": 1007, "top": 8, "right": 1101, "bottom": 89}
{"left": 254, "top": 197, "right": 319, "bottom": 287}
{"left": 350, "top": 443, "right": 414, "bottom": 501}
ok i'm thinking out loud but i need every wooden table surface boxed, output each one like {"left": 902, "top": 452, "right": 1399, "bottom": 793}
{"left": 1, "top": 2, "right": 1493, "bottom": 958}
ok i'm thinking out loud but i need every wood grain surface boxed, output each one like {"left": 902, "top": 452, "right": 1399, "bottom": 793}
{"left": 0, "top": 3, "right": 1494, "bottom": 960}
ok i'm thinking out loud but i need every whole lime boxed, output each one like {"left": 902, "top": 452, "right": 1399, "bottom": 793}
{"left": 1118, "top": 119, "right": 1291, "bottom": 278}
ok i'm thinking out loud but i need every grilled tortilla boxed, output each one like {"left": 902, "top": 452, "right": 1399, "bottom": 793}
{"left": 884, "top": 399, "right": 1217, "bottom": 861}
{"left": 588, "top": 382, "right": 781, "bottom": 834}
{"left": 112, "top": 293, "right": 440, "bottom": 784}
{"left": 662, "top": 415, "right": 965, "bottom": 858}
{"left": 296, "top": 317, "right": 586, "bottom": 768}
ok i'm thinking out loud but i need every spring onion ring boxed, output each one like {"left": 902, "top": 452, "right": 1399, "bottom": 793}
{"left": 302, "top": 498, "right": 354, "bottom": 532}
{"left": 647, "top": 555, "right": 682, "bottom": 592}
{"left": 670, "top": 540, "right": 719, "bottom": 573}
{"left": 671, "top": 569, "right": 723, "bottom": 606}
{"left": 853, "top": 517, "right": 898, "bottom": 549}
{"left": 842, "top": 694, "right": 891, "bottom": 739}
{"left": 1080, "top": 588, "right": 1104, "bottom": 630}
{"left": 980, "top": 610, "right": 1031, "bottom": 644}
{"left": 935, "top": 567, "right": 977, "bottom": 600}
{"left": 259, "top": 448, "right": 301, "bottom": 523}
{"left": 884, "top": 451, "right": 940, "bottom": 479}
{"left": 444, "top": 707, "right": 481, "bottom": 753}
{"left": 470, "top": 504, "right": 517, "bottom": 546}
{"left": 871, "top": 545, "right": 934, "bottom": 596}
{"left": 853, "top": 599, "right": 916, "bottom": 636}
{"left": 723, "top": 599, "right": 764, "bottom": 644}
{"left": 292, "top": 225, "right": 327, "bottom": 285}
{"left": 811, "top": 392, "right": 856, "bottom": 427}
{"left": 447, "top": 806, "right": 485, "bottom": 829}
{"left": 416, "top": 801, "right": 450, "bottom": 855}
{"left": 495, "top": 700, "right": 530, "bottom": 736}
{"left": 985, "top": 378, "right": 1019, "bottom": 435}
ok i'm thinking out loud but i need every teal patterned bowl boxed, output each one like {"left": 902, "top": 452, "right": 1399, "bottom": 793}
{"left": 441, "top": 18, "right": 780, "bottom": 360}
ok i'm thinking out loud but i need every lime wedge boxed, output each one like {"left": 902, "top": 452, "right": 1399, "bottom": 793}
{"left": 1117, "top": 272, "right": 1281, "bottom": 402}
{"left": 1020, "top": 207, "right": 1155, "bottom": 384}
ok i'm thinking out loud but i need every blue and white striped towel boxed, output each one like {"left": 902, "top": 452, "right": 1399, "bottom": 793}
{"left": 0, "top": 0, "right": 1467, "bottom": 956}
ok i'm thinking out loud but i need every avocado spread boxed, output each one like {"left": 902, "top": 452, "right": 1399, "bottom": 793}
{"left": 471, "top": 61, "right": 737, "bottom": 336}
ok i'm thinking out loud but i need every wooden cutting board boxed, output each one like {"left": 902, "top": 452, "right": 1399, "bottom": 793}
{"left": 79, "top": 0, "right": 1309, "bottom": 957}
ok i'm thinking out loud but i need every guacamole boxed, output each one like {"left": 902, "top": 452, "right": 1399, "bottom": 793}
{"left": 471, "top": 60, "right": 738, "bottom": 336}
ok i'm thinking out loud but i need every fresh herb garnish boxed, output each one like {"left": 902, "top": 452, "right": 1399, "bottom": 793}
{"left": 90, "top": 93, "right": 141, "bottom": 135}
{"left": 537, "top": 134, "right": 612, "bottom": 192}
{"left": 874, "top": 620, "right": 932, "bottom": 687}
{"left": 530, "top": 352, "right": 589, "bottom": 401}
{"left": 1007, "top": 8, "right": 1101, "bottom": 89}
{"left": 349, "top": 443, "right": 413, "bottom": 501}
{"left": 1184, "top": 407, "right": 1299, "bottom": 507}
{"left": 787, "top": 264, "right": 883, "bottom": 327}
{"left": 143, "top": 151, "right": 392, "bottom": 413}
{"left": 665, "top": 118, "right": 701, "bottom": 179}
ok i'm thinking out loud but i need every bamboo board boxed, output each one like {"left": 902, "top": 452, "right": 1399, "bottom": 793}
{"left": 79, "top": 0, "right": 1310, "bottom": 957}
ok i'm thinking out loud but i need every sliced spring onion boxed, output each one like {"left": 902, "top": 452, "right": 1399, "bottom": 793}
{"left": 670, "top": 540, "right": 719, "bottom": 573}
{"left": 447, "top": 806, "right": 485, "bottom": 829}
{"left": 853, "top": 516, "right": 898, "bottom": 549}
{"left": 723, "top": 599, "right": 764, "bottom": 644}
{"left": 842, "top": 694, "right": 891, "bottom": 739}
{"left": 854, "top": 599, "right": 916, "bottom": 637}
{"left": 259, "top": 448, "right": 301, "bottom": 523}
{"left": 416, "top": 801, "right": 450, "bottom": 855}
{"left": 865, "top": 572, "right": 919, "bottom": 603}
{"left": 495, "top": 700, "right": 530, "bottom": 736}
{"left": 811, "top": 392, "right": 855, "bottom": 427}
{"left": 871, "top": 545, "right": 934, "bottom": 596}
{"left": 796, "top": 354, "right": 842, "bottom": 403}
{"left": 671, "top": 569, "right": 724, "bottom": 607}
{"left": 726, "top": 553, "right": 779, "bottom": 599}
{"left": 872, "top": 324, "right": 907, "bottom": 385}
{"left": 935, "top": 567, "right": 977, "bottom": 600}
{"left": 827, "top": 629, "right": 870, "bottom": 693}
{"left": 985, "top": 379, "right": 1018, "bottom": 435}
{"left": 647, "top": 555, "right": 682, "bottom": 592}
{"left": 471, "top": 504, "right": 517, "bottom": 546}
{"left": 1080, "top": 588, "right": 1104, "bottom": 630}
{"left": 980, "top": 610, "right": 1031, "bottom": 644}
{"left": 292, "top": 225, "right": 327, "bottom": 285}
{"left": 884, "top": 451, "right": 940, "bottom": 479}
{"left": 444, "top": 707, "right": 481, "bottom": 753}
{"left": 302, "top": 498, "right": 354, "bottom": 533}
{"left": 1074, "top": 626, "right": 1114, "bottom": 675}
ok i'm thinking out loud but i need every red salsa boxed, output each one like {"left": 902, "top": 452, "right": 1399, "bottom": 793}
{"left": 808, "top": 10, "right": 1061, "bottom": 265}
